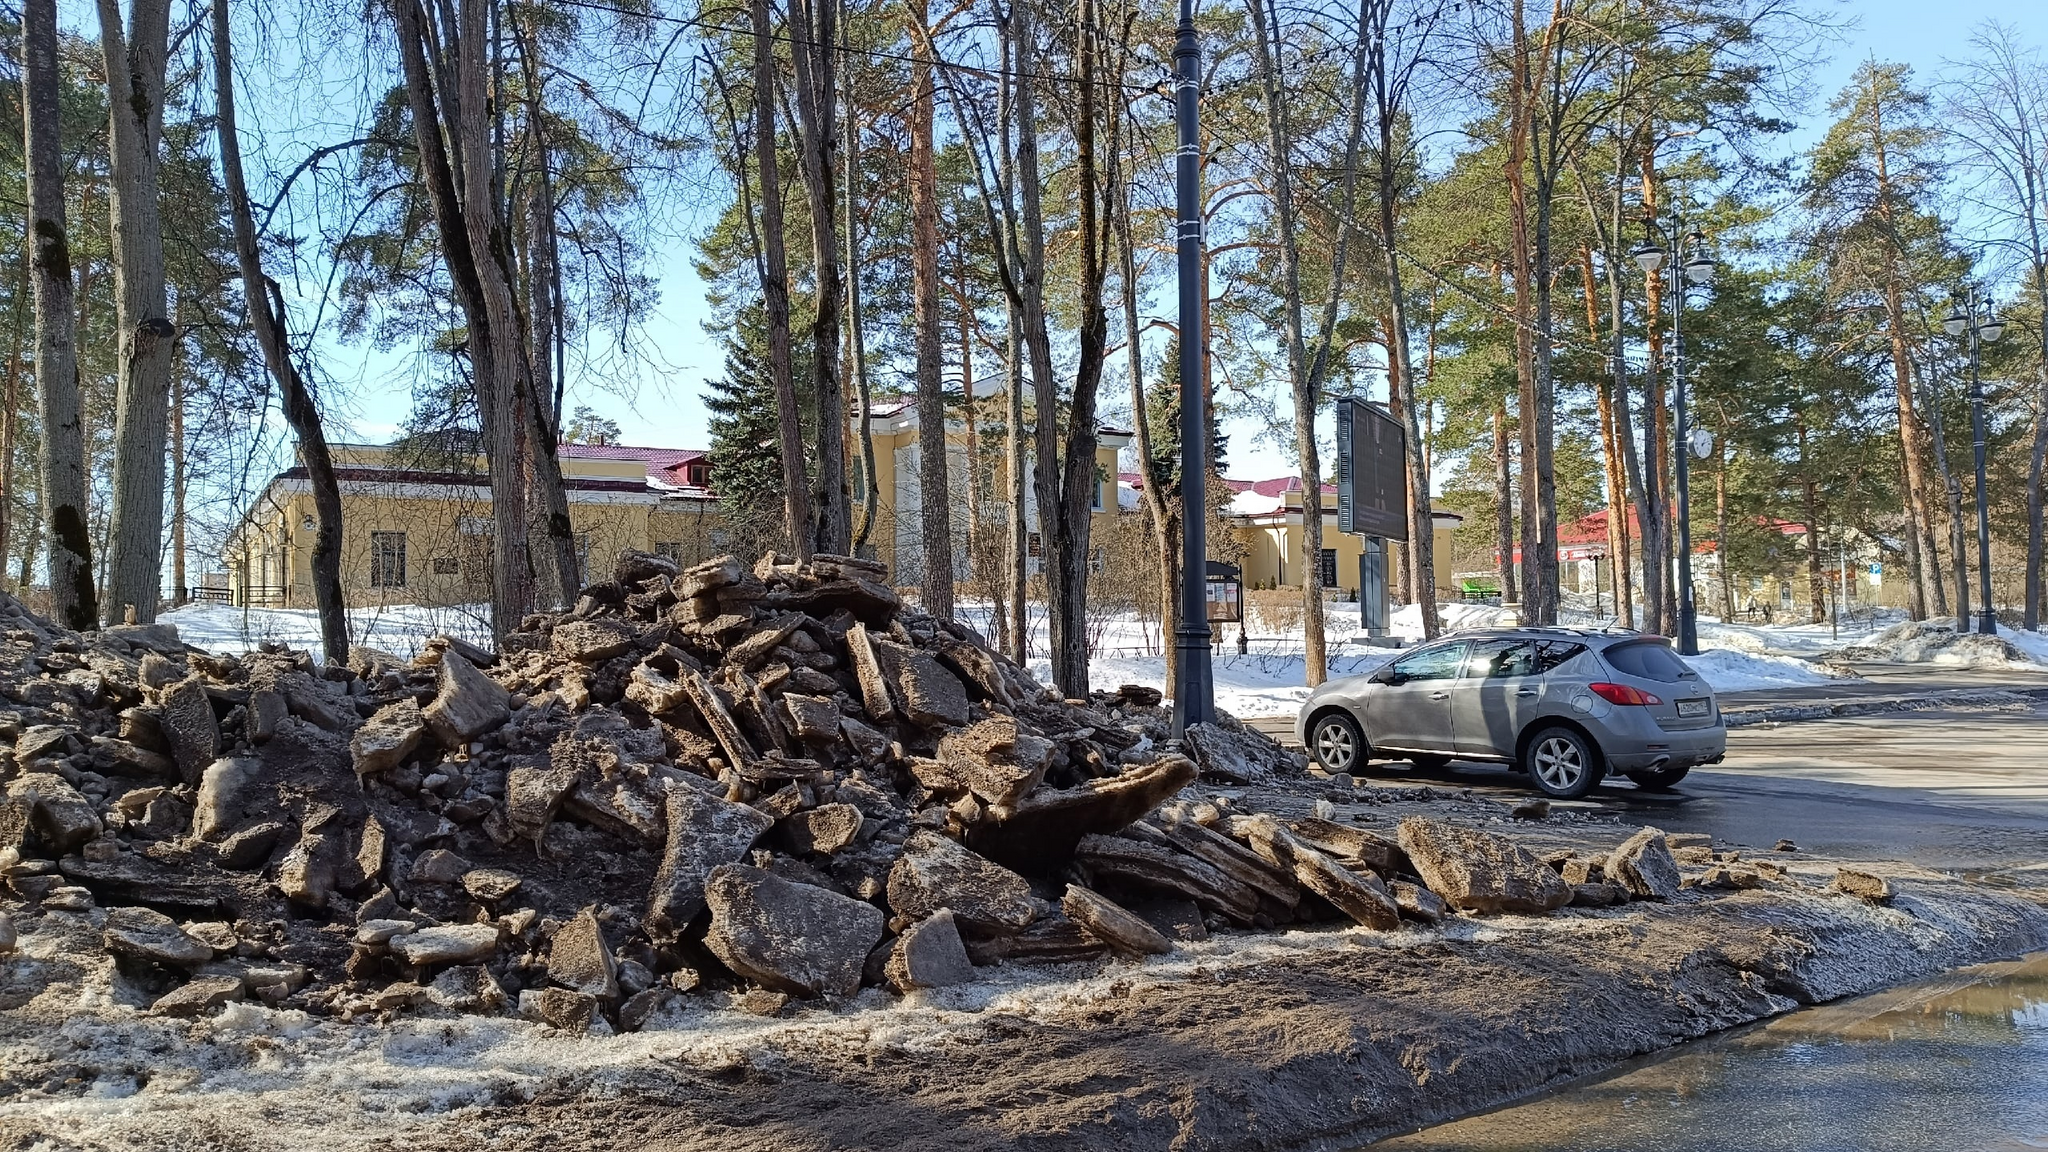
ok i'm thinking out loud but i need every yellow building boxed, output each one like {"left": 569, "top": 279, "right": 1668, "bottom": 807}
{"left": 222, "top": 440, "right": 728, "bottom": 609}
{"left": 852, "top": 388, "right": 1136, "bottom": 585}
{"left": 1221, "top": 475, "right": 1460, "bottom": 595}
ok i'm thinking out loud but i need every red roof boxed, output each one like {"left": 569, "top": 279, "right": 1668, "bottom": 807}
{"left": 559, "top": 443, "right": 708, "bottom": 486}
{"left": 1126, "top": 472, "right": 1338, "bottom": 499}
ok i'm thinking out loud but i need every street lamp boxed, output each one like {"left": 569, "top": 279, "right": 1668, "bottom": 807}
{"left": 1944, "top": 286, "right": 2004, "bottom": 635}
{"left": 1634, "top": 216, "right": 1716, "bottom": 656}
{"left": 1169, "top": 0, "right": 1214, "bottom": 733}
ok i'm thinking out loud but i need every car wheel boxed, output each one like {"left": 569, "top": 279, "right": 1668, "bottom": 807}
{"left": 1625, "top": 764, "right": 1691, "bottom": 792}
{"left": 1523, "top": 726, "right": 1601, "bottom": 800}
{"left": 1408, "top": 753, "right": 1451, "bottom": 772}
{"left": 1309, "top": 710, "right": 1369, "bottom": 775}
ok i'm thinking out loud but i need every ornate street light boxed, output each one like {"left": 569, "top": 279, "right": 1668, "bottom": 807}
{"left": 1947, "top": 286, "right": 2004, "bottom": 635}
{"left": 1638, "top": 213, "right": 1716, "bottom": 656}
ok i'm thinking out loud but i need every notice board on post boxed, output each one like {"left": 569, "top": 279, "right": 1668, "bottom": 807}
{"left": 1336, "top": 399, "right": 1408, "bottom": 541}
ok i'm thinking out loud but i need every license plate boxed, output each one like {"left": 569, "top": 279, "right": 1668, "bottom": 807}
{"left": 1677, "top": 698, "right": 1710, "bottom": 718}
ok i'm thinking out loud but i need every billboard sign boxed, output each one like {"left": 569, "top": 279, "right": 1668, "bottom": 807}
{"left": 1336, "top": 398, "right": 1408, "bottom": 541}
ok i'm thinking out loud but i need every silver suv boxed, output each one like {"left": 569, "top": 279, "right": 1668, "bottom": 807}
{"left": 1295, "top": 628, "right": 1726, "bottom": 799}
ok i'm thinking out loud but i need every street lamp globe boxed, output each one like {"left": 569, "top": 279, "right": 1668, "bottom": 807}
{"left": 1632, "top": 239, "right": 1666, "bottom": 273}
{"left": 1981, "top": 310, "right": 2006, "bottom": 344}
{"left": 1944, "top": 305, "right": 1969, "bottom": 337}
{"left": 1683, "top": 253, "right": 1717, "bottom": 284}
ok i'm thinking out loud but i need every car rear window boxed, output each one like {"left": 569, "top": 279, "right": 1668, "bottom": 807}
{"left": 1602, "top": 640, "right": 1693, "bottom": 682}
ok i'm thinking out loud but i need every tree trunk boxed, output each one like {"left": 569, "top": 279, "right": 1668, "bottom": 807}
{"left": 747, "top": 0, "right": 813, "bottom": 561}
{"left": 1916, "top": 360, "right": 1969, "bottom": 623}
{"left": 1249, "top": 0, "right": 1369, "bottom": 680}
{"left": 790, "top": 0, "right": 848, "bottom": 555}
{"left": 0, "top": 236, "right": 26, "bottom": 586}
{"left": 216, "top": 0, "right": 350, "bottom": 662}
{"left": 2028, "top": 349, "right": 2048, "bottom": 628}
{"left": 1868, "top": 84, "right": 1944, "bottom": 619}
{"left": 1113, "top": 89, "right": 1178, "bottom": 691}
{"left": 514, "top": 22, "right": 580, "bottom": 606}
{"left": 842, "top": 50, "right": 877, "bottom": 556}
{"left": 1528, "top": 129, "right": 1561, "bottom": 622}
{"left": 1049, "top": 0, "right": 1109, "bottom": 695}
{"left": 1505, "top": 3, "right": 1544, "bottom": 628}
{"left": 96, "top": 0, "right": 175, "bottom": 625}
{"left": 170, "top": 355, "right": 184, "bottom": 605}
{"left": 1493, "top": 401, "right": 1516, "bottom": 606}
{"left": 391, "top": 0, "right": 537, "bottom": 641}
{"left": 1639, "top": 148, "right": 1676, "bottom": 635}
{"left": 23, "top": 0, "right": 96, "bottom": 629}
{"left": 908, "top": 8, "right": 953, "bottom": 617}
{"left": 1013, "top": 0, "right": 1074, "bottom": 688}
{"left": 1582, "top": 243, "right": 1630, "bottom": 626}
{"left": 1800, "top": 425, "right": 1826, "bottom": 624}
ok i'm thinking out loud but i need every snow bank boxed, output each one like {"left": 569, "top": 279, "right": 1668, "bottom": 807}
{"left": 160, "top": 601, "right": 493, "bottom": 665}
{"left": 1681, "top": 648, "right": 1846, "bottom": 693}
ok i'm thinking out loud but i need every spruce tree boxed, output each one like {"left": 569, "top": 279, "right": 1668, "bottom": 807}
{"left": 706, "top": 301, "right": 811, "bottom": 560}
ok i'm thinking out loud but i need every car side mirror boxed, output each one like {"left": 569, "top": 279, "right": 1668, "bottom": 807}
{"left": 1372, "top": 666, "right": 1399, "bottom": 686}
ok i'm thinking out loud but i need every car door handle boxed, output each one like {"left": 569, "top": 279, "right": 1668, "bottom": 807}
{"left": 1516, "top": 688, "right": 1539, "bottom": 697}
{"left": 1428, "top": 691, "right": 1450, "bottom": 700}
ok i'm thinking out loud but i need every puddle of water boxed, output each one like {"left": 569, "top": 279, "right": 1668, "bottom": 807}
{"left": 1371, "top": 951, "right": 2048, "bottom": 1152}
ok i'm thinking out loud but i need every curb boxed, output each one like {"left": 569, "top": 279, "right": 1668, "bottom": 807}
{"left": 1720, "top": 687, "right": 2048, "bottom": 728}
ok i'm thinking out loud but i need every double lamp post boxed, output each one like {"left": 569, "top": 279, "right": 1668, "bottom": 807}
{"left": 1944, "top": 287, "right": 2004, "bottom": 635}
{"left": 1632, "top": 215, "right": 1716, "bottom": 657}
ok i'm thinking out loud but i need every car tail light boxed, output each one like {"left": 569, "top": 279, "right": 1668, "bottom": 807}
{"left": 1589, "top": 682, "right": 1662, "bottom": 706}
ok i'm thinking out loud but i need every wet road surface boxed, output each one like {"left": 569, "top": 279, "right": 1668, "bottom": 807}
{"left": 1328, "top": 707, "right": 2048, "bottom": 877}
{"left": 1369, "top": 951, "right": 2048, "bottom": 1151}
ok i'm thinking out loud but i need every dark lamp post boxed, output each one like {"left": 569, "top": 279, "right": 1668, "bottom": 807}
{"left": 1170, "top": 0, "right": 1214, "bottom": 734}
{"left": 1948, "top": 286, "right": 2003, "bottom": 635}
{"left": 1638, "top": 212, "right": 1714, "bottom": 656}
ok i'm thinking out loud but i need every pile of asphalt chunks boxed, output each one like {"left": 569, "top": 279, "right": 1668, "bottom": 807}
{"left": 1, "top": 550, "right": 1471, "bottom": 1032}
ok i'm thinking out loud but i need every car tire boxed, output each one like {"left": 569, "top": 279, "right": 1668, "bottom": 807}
{"left": 1522, "top": 726, "right": 1601, "bottom": 800}
{"left": 1625, "top": 764, "right": 1691, "bottom": 792}
{"left": 1408, "top": 754, "right": 1452, "bottom": 772}
{"left": 1308, "top": 710, "right": 1370, "bottom": 775}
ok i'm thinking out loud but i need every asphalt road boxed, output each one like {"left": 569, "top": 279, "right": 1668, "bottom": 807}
{"left": 1320, "top": 707, "right": 2048, "bottom": 878}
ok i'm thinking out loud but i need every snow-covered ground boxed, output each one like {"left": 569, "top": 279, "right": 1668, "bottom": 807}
{"left": 160, "top": 601, "right": 492, "bottom": 666}
{"left": 158, "top": 593, "right": 2035, "bottom": 720}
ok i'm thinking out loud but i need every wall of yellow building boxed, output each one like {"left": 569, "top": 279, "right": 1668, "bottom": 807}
{"left": 228, "top": 486, "right": 728, "bottom": 609}
{"left": 851, "top": 423, "right": 1129, "bottom": 585}
{"left": 1234, "top": 510, "right": 1455, "bottom": 596}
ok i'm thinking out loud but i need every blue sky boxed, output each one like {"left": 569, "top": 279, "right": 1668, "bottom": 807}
{"left": 314, "top": 0, "right": 2023, "bottom": 484}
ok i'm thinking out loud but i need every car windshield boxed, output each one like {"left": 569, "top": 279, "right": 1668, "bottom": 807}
{"left": 1602, "top": 640, "right": 1695, "bottom": 683}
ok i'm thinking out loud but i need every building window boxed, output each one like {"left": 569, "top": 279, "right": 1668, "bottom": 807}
{"left": 432, "top": 556, "right": 460, "bottom": 575}
{"left": 371, "top": 532, "right": 407, "bottom": 588}
{"left": 1088, "top": 546, "right": 1106, "bottom": 574}
{"left": 1319, "top": 548, "right": 1338, "bottom": 587}
{"left": 457, "top": 515, "right": 493, "bottom": 537}
{"left": 1092, "top": 466, "right": 1106, "bottom": 511}
{"left": 1027, "top": 532, "right": 1043, "bottom": 557}
{"left": 686, "top": 464, "right": 709, "bottom": 487}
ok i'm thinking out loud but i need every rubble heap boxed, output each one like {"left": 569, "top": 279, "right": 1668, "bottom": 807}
{"left": 0, "top": 552, "right": 1340, "bottom": 1027}
{"left": 5, "top": 552, "right": 1700, "bottom": 1032}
